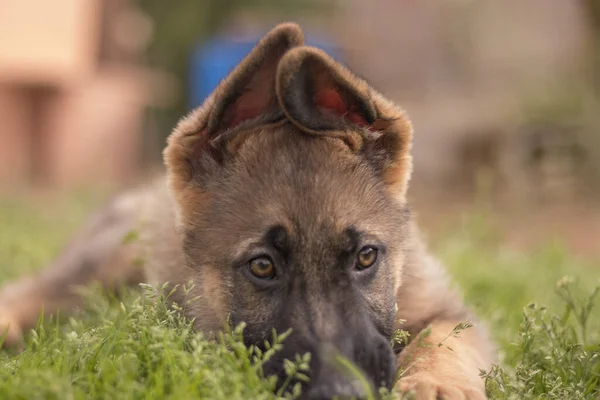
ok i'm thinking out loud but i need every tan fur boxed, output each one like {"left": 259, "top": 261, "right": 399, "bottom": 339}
{"left": 201, "top": 266, "right": 230, "bottom": 328}
{"left": 397, "top": 320, "right": 489, "bottom": 399}
{"left": 0, "top": 23, "right": 494, "bottom": 399}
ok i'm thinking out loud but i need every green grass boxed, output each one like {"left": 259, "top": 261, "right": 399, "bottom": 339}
{"left": 0, "top": 196, "right": 599, "bottom": 399}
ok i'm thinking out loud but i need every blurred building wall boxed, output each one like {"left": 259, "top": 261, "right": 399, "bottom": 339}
{"left": 0, "top": 0, "right": 162, "bottom": 189}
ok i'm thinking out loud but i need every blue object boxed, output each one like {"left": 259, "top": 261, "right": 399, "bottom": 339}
{"left": 189, "top": 31, "right": 342, "bottom": 109}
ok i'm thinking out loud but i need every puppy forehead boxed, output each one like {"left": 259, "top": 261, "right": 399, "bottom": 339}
{"left": 238, "top": 128, "right": 381, "bottom": 197}
{"left": 203, "top": 124, "right": 398, "bottom": 235}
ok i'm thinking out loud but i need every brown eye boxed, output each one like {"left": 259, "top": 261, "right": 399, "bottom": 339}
{"left": 357, "top": 246, "right": 378, "bottom": 270}
{"left": 248, "top": 257, "right": 276, "bottom": 280}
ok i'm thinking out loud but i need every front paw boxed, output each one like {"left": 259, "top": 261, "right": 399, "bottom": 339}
{"left": 397, "top": 372, "right": 486, "bottom": 400}
{"left": 0, "top": 307, "right": 23, "bottom": 348}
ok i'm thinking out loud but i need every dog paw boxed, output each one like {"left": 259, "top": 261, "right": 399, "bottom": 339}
{"left": 0, "top": 308, "right": 23, "bottom": 348}
{"left": 397, "top": 372, "right": 486, "bottom": 400}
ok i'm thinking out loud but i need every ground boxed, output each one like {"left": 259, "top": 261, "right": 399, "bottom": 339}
{"left": 0, "top": 191, "right": 598, "bottom": 399}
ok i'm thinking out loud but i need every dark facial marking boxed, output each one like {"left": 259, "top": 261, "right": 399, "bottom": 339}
{"left": 266, "top": 225, "right": 289, "bottom": 257}
{"left": 343, "top": 226, "right": 361, "bottom": 254}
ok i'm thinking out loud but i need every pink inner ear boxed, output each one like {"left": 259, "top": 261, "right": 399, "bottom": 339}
{"left": 226, "top": 93, "right": 270, "bottom": 129}
{"left": 314, "top": 88, "right": 346, "bottom": 116}
{"left": 313, "top": 88, "right": 369, "bottom": 127}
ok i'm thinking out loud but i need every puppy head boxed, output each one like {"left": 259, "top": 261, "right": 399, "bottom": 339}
{"left": 164, "top": 23, "right": 413, "bottom": 398}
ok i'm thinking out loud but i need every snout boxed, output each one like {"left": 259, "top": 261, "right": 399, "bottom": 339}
{"left": 268, "top": 332, "right": 396, "bottom": 400}
{"left": 304, "top": 375, "right": 368, "bottom": 400}
{"left": 306, "top": 335, "right": 396, "bottom": 399}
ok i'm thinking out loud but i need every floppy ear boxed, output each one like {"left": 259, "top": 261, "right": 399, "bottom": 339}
{"left": 276, "top": 46, "right": 413, "bottom": 199}
{"left": 164, "top": 23, "right": 304, "bottom": 220}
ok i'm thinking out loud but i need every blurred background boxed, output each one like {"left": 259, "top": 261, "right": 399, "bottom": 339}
{"left": 0, "top": 0, "right": 598, "bottom": 257}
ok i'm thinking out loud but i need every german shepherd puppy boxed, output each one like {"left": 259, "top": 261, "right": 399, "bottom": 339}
{"left": 0, "top": 23, "right": 494, "bottom": 399}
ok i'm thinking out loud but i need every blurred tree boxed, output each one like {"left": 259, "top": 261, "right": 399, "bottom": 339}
{"left": 581, "top": 0, "right": 600, "bottom": 193}
{"left": 583, "top": 0, "right": 600, "bottom": 93}
{"left": 136, "top": 0, "right": 332, "bottom": 163}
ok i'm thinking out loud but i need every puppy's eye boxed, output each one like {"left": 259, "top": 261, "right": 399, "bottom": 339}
{"left": 356, "top": 246, "right": 378, "bottom": 270}
{"left": 248, "top": 257, "right": 276, "bottom": 280}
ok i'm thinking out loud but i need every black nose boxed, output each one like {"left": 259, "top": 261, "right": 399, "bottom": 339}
{"left": 301, "top": 335, "right": 396, "bottom": 400}
{"left": 261, "top": 325, "right": 396, "bottom": 399}
{"left": 304, "top": 376, "right": 368, "bottom": 400}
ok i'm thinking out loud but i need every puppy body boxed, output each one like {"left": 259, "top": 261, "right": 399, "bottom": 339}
{"left": 0, "top": 23, "right": 494, "bottom": 399}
